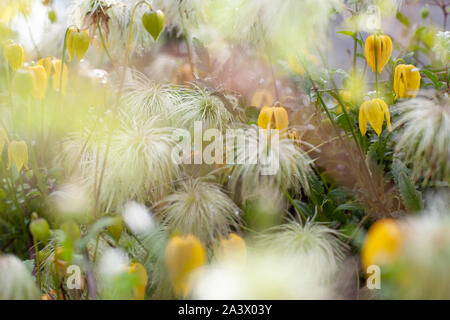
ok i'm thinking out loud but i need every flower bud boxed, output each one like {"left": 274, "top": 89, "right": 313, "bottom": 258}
{"left": 127, "top": 263, "right": 148, "bottom": 300}
{"left": 107, "top": 216, "right": 124, "bottom": 243}
{"left": 67, "top": 27, "right": 90, "bottom": 61}
{"left": 7, "top": 140, "right": 29, "bottom": 172}
{"left": 4, "top": 41, "right": 24, "bottom": 70}
{"left": 142, "top": 10, "right": 165, "bottom": 41}
{"left": 12, "top": 68, "right": 34, "bottom": 98}
{"left": 30, "top": 218, "right": 51, "bottom": 243}
{"left": 27, "top": 65, "right": 48, "bottom": 100}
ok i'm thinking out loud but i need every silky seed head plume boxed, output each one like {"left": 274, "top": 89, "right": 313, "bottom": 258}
{"left": 171, "top": 86, "right": 235, "bottom": 132}
{"left": 92, "top": 114, "right": 180, "bottom": 208}
{"left": 0, "top": 255, "right": 40, "bottom": 300}
{"left": 433, "top": 31, "right": 450, "bottom": 64}
{"left": 393, "top": 94, "right": 450, "bottom": 186}
{"left": 255, "top": 219, "right": 347, "bottom": 275}
{"left": 191, "top": 250, "right": 340, "bottom": 299}
{"left": 226, "top": 125, "right": 314, "bottom": 201}
{"left": 156, "top": 178, "right": 241, "bottom": 242}
{"left": 121, "top": 69, "right": 181, "bottom": 120}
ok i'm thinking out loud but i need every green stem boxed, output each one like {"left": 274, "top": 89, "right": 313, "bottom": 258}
{"left": 33, "top": 236, "right": 42, "bottom": 291}
{"left": 97, "top": 19, "right": 115, "bottom": 68}
{"left": 281, "top": 188, "right": 307, "bottom": 222}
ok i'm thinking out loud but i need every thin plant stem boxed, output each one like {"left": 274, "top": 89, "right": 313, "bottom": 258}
{"left": 33, "top": 236, "right": 42, "bottom": 291}
{"left": 281, "top": 188, "right": 307, "bottom": 222}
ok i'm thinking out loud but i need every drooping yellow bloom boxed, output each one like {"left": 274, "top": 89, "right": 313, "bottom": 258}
{"left": 67, "top": 27, "right": 90, "bottom": 61}
{"left": 361, "top": 219, "right": 403, "bottom": 271}
{"left": 0, "top": 127, "right": 9, "bottom": 155}
{"left": 4, "top": 41, "right": 24, "bottom": 71}
{"left": 127, "top": 263, "right": 148, "bottom": 300}
{"left": 7, "top": 140, "right": 29, "bottom": 172}
{"left": 38, "top": 57, "right": 68, "bottom": 94}
{"left": 214, "top": 233, "right": 247, "bottom": 262}
{"left": 257, "top": 103, "right": 289, "bottom": 131}
{"left": 165, "top": 234, "right": 206, "bottom": 297}
{"left": 251, "top": 89, "right": 274, "bottom": 109}
{"left": 364, "top": 34, "right": 392, "bottom": 74}
{"left": 359, "top": 98, "right": 391, "bottom": 136}
{"left": 393, "top": 64, "right": 421, "bottom": 100}
{"left": 27, "top": 65, "right": 48, "bottom": 100}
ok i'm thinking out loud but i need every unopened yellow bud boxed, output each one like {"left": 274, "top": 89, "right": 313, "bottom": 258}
{"left": 4, "top": 41, "right": 24, "bottom": 71}
{"left": 67, "top": 27, "right": 90, "bottom": 61}
{"left": 165, "top": 234, "right": 206, "bottom": 297}
{"left": 7, "top": 140, "right": 29, "bottom": 172}
{"left": 27, "top": 65, "right": 48, "bottom": 100}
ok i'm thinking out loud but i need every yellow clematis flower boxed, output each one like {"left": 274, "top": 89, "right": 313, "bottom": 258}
{"left": 364, "top": 34, "right": 392, "bottom": 74}
{"left": 251, "top": 89, "right": 274, "bottom": 109}
{"left": 361, "top": 219, "right": 403, "bottom": 271}
{"left": 393, "top": 64, "right": 421, "bottom": 100}
{"left": 127, "top": 263, "right": 148, "bottom": 300}
{"left": 359, "top": 98, "right": 391, "bottom": 136}
{"left": 257, "top": 103, "right": 289, "bottom": 132}
{"left": 214, "top": 233, "right": 247, "bottom": 262}
{"left": 165, "top": 234, "right": 206, "bottom": 297}
{"left": 38, "top": 57, "right": 68, "bottom": 94}
{"left": 4, "top": 41, "right": 24, "bottom": 71}
{"left": 27, "top": 65, "right": 48, "bottom": 100}
{"left": 7, "top": 140, "right": 29, "bottom": 172}
{"left": 0, "top": 127, "right": 9, "bottom": 155}
{"left": 67, "top": 27, "right": 90, "bottom": 61}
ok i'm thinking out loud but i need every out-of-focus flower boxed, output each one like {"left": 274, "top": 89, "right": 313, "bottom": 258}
{"left": 359, "top": 98, "right": 391, "bottom": 136}
{"left": 67, "top": 27, "right": 90, "bottom": 61}
{"left": 432, "top": 31, "right": 450, "bottom": 64}
{"left": 364, "top": 34, "right": 392, "bottom": 74}
{"left": 393, "top": 64, "right": 421, "bottom": 100}
{"left": 27, "top": 65, "right": 48, "bottom": 100}
{"left": 361, "top": 218, "right": 403, "bottom": 270}
{"left": 214, "top": 233, "right": 246, "bottom": 262}
{"left": 142, "top": 9, "right": 165, "bottom": 41}
{"left": 37, "top": 57, "right": 69, "bottom": 94}
{"left": 122, "top": 201, "right": 154, "bottom": 235}
{"left": 0, "top": 255, "right": 40, "bottom": 300}
{"left": 165, "top": 234, "right": 206, "bottom": 297}
{"left": 381, "top": 195, "right": 450, "bottom": 299}
{"left": 4, "top": 41, "right": 24, "bottom": 71}
{"left": 251, "top": 89, "right": 274, "bottom": 109}
{"left": 127, "top": 262, "right": 148, "bottom": 300}
{"left": 393, "top": 94, "right": 449, "bottom": 186}
{"left": 107, "top": 216, "right": 124, "bottom": 243}
{"left": 29, "top": 218, "right": 51, "bottom": 244}
{"left": 257, "top": 103, "right": 289, "bottom": 131}
{"left": 12, "top": 68, "right": 34, "bottom": 97}
{"left": 0, "top": 127, "right": 9, "bottom": 155}
{"left": 158, "top": 178, "right": 240, "bottom": 242}
{"left": 192, "top": 250, "right": 343, "bottom": 299}
{"left": 7, "top": 140, "right": 29, "bottom": 172}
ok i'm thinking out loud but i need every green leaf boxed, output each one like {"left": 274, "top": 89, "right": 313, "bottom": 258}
{"left": 336, "top": 30, "right": 356, "bottom": 38}
{"left": 421, "top": 69, "right": 441, "bottom": 89}
{"left": 396, "top": 11, "right": 410, "bottom": 27}
{"left": 392, "top": 159, "right": 423, "bottom": 212}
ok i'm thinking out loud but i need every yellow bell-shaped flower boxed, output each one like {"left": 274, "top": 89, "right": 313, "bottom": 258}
{"left": 257, "top": 103, "right": 289, "bottom": 131}
{"left": 67, "top": 27, "right": 90, "bottom": 61}
{"left": 251, "top": 89, "right": 274, "bottom": 109}
{"left": 7, "top": 140, "right": 29, "bottom": 172}
{"left": 126, "top": 263, "right": 148, "bottom": 300}
{"left": 4, "top": 41, "right": 24, "bottom": 71}
{"left": 393, "top": 64, "right": 421, "bottom": 100}
{"left": 165, "top": 234, "right": 206, "bottom": 297}
{"left": 364, "top": 34, "right": 392, "bottom": 74}
{"left": 359, "top": 98, "right": 391, "bottom": 136}
{"left": 27, "top": 65, "right": 48, "bottom": 100}
{"left": 0, "top": 127, "right": 9, "bottom": 155}
{"left": 361, "top": 219, "right": 403, "bottom": 271}
{"left": 214, "top": 233, "right": 247, "bottom": 262}
{"left": 38, "top": 57, "right": 68, "bottom": 94}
